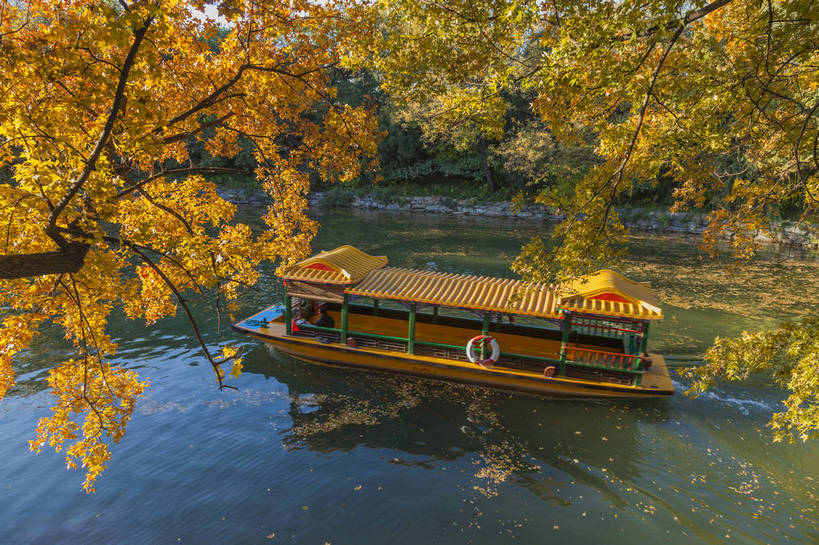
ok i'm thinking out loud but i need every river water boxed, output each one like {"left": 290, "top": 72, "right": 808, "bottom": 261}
{"left": 1, "top": 207, "right": 817, "bottom": 544}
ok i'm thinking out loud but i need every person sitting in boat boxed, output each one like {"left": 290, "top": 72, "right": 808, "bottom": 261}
{"left": 314, "top": 303, "right": 335, "bottom": 328}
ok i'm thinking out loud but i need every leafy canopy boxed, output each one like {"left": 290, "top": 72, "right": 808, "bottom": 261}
{"left": 0, "top": 0, "right": 378, "bottom": 491}
{"left": 374, "top": 0, "right": 818, "bottom": 440}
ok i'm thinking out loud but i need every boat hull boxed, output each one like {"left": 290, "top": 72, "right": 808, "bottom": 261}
{"left": 233, "top": 308, "right": 674, "bottom": 399}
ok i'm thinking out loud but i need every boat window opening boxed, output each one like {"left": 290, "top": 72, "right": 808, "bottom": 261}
{"left": 339, "top": 296, "right": 594, "bottom": 334}
{"left": 339, "top": 303, "right": 612, "bottom": 349}
{"left": 418, "top": 305, "right": 560, "bottom": 331}
{"left": 358, "top": 297, "right": 405, "bottom": 313}
{"left": 569, "top": 316, "right": 643, "bottom": 336}
{"left": 333, "top": 304, "right": 633, "bottom": 361}
{"left": 566, "top": 316, "right": 648, "bottom": 356}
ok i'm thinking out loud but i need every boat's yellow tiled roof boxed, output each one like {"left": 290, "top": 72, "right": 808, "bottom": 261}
{"left": 281, "top": 245, "right": 388, "bottom": 285}
{"left": 346, "top": 267, "right": 560, "bottom": 317}
{"left": 558, "top": 269, "right": 662, "bottom": 319}
{"left": 285, "top": 247, "right": 662, "bottom": 320}
{"left": 345, "top": 266, "right": 662, "bottom": 321}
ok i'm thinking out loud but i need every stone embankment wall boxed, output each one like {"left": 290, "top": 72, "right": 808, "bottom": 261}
{"left": 217, "top": 188, "right": 817, "bottom": 248}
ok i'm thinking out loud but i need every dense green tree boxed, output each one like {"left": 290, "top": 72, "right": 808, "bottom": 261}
{"left": 373, "top": 0, "right": 545, "bottom": 192}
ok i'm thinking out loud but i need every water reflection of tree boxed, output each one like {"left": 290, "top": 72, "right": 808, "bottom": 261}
{"left": 246, "top": 348, "right": 670, "bottom": 499}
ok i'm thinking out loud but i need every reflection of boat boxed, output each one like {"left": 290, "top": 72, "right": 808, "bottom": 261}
{"left": 233, "top": 245, "right": 673, "bottom": 398}
{"left": 240, "top": 349, "right": 667, "bottom": 500}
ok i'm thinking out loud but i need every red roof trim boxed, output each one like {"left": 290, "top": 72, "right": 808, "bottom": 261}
{"left": 589, "top": 292, "right": 632, "bottom": 304}
{"left": 304, "top": 263, "right": 336, "bottom": 272}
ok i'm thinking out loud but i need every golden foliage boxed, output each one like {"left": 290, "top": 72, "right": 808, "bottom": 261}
{"left": 0, "top": 0, "right": 378, "bottom": 490}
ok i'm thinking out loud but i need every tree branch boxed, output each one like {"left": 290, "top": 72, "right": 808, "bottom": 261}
{"left": 154, "top": 61, "right": 336, "bottom": 136}
{"left": 0, "top": 19, "right": 153, "bottom": 280}
{"left": 116, "top": 166, "right": 250, "bottom": 199}
{"left": 0, "top": 243, "right": 90, "bottom": 279}
{"left": 129, "top": 245, "right": 236, "bottom": 390}
{"left": 794, "top": 102, "right": 819, "bottom": 183}
{"left": 162, "top": 112, "right": 236, "bottom": 144}
{"left": 621, "top": 0, "right": 733, "bottom": 41}
{"left": 46, "top": 17, "right": 152, "bottom": 247}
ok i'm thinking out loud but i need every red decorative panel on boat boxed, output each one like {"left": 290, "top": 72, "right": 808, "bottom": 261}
{"left": 589, "top": 293, "right": 632, "bottom": 304}
{"left": 304, "top": 263, "right": 336, "bottom": 272}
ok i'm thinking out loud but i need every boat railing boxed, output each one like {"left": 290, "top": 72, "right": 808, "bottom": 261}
{"left": 564, "top": 346, "right": 643, "bottom": 372}
{"left": 291, "top": 322, "right": 341, "bottom": 343}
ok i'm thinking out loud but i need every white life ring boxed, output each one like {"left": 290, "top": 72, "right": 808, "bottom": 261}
{"left": 466, "top": 335, "right": 500, "bottom": 368}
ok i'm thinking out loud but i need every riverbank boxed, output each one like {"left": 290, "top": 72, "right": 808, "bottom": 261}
{"left": 216, "top": 187, "right": 817, "bottom": 248}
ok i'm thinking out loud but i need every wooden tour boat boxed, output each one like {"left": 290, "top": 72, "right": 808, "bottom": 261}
{"left": 233, "top": 245, "right": 674, "bottom": 398}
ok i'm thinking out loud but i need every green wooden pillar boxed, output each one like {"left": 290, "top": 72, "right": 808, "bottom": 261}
{"left": 633, "top": 321, "right": 650, "bottom": 383}
{"left": 408, "top": 303, "right": 416, "bottom": 354}
{"left": 341, "top": 295, "right": 349, "bottom": 344}
{"left": 373, "top": 299, "right": 379, "bottom": 316}
{"left": 479, "top": 313, "right": 491, "bottom": 360}
{"left": 640, "top": 321, "right": 650, "bottom": 354}
{"left": 432, "top": 305, "right": 438, "bottom": 324}
{"left": 284, "top": 295, "right": 292, "bottom": 335}
{"left": 559, "top": 313, "right": 572, "bottom": 376}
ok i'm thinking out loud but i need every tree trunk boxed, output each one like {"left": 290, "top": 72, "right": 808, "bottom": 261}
{"left": 477, "top": 136, "right": 496, "bottom": 192}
